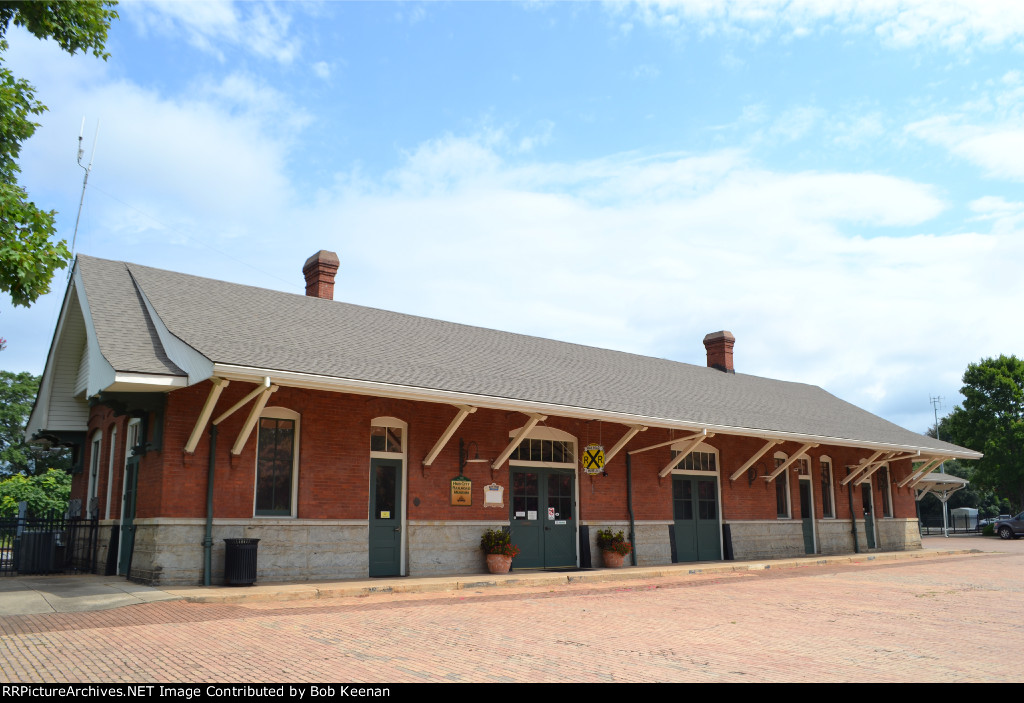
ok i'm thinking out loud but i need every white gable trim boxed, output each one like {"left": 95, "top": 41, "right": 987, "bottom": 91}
{"left": 27, "top": 267, "right": 106, "bottom": 438}
{"left": 72, "top": 264, "right": 117, "bottom": 398}
{"left": 129, "top": 268, "right": 214, "bottom": 385}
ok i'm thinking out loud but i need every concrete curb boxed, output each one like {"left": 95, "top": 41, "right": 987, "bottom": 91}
{"left": 164, "top": 547, "right": 987, "bottom": 605}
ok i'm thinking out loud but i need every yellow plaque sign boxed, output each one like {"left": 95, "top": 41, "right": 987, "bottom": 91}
{"left": 582, "top": 444, "right": 605, "bottom": 475}
{"left": 451, "top": 477, "right": 472, "bottom": 506}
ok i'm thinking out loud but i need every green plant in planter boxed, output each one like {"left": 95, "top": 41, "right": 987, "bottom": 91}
{"left": 596, "top": 529, "right": 632, "bottom": 556}
{"left": 480, "top": 528, "right": 521, "bottom": 558}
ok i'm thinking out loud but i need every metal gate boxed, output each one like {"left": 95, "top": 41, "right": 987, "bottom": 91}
{"left": 0, "top": 509, "right": 100, "bottom": 576}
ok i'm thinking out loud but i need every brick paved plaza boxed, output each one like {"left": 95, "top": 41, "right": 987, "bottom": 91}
{"left": 1, "top": 540, "right": 1021, "bottom": 683}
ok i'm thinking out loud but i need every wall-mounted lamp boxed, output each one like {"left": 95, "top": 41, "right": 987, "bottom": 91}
{"left": 459, "top": 438, "right": 488, "bottom": 476}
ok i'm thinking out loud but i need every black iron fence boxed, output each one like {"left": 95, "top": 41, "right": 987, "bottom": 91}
{"left": 0, "top": 511, "right": 100, "bottom": 576}
{"left": 919, "top": 514, "right": 984, "bottom": 535}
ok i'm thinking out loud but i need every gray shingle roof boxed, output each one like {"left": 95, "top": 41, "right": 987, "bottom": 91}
{"left": 76, "top": 255, "right": 975, "bottom": 457}
{"left": 77, "top": 257, "right": 184, "bottom": 376}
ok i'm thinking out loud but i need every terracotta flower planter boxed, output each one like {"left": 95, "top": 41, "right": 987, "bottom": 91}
{"left": 486, "top": 554, "right": 513, "bottom": 574}
{"left": 602, "top": 550, "right": 626, "bottom": 568}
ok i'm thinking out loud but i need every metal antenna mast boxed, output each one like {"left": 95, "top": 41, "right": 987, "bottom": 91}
{"left": 929, "top": 394, "right": 950, "bottom": 537}
{"left": 71, "top": 117, "right": 99, "bottom": 260}
{"left": 929, "top": 395, "right": 944, "bottom": 473}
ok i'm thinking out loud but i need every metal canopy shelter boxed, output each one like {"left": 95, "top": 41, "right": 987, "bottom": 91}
{"left": 915, "top": 472, "right": 969, "bottom": 538}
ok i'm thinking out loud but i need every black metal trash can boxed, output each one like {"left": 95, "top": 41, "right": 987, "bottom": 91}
{"left": 223, "top": 538, "right": 260, "bottom": 586}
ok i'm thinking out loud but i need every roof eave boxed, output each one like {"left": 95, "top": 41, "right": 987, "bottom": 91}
{"left": 211, "top": 363, "right": 983, "bottom": 461}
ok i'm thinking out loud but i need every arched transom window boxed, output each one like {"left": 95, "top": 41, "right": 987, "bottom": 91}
{"left": 371, "top": 416, "right": 406, "bottom": 456}
{"left": 508, "top": 426, "right": 576, "bottom": 468}
{"left": 670, "top": 441, "right": 719, "bottom": 474}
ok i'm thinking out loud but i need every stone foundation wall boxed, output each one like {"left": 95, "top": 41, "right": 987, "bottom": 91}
{"left": 117, "top": 515, "right": 923, "bottom": 585}
{"left": 816, "top": 519, "right": 858, "bottom": 554}
{"left": 728, "top": 518, "right": 922, "bottom": 560}
{"left": 727, "top": 520, "right": 806, "bottom": 560}
{"left": 407, "top": 521, "right": 506, "bottom": 576}
{"left": 96, "top": 521, "right": 118, "bottom": 575}
{"left": 584, "top": 521, "right": 672, "bottom": 567}
{"left": 875, "top": 518, "right": 921, "bottom": 551}
{"left": 128, "top": 519, "right": 369, "bottom": 585}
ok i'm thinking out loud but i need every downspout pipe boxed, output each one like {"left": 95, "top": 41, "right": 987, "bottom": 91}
{"left": 203, "top": 424, "right": 217, "bottom": 586}
{"left": 847, "top": 468, "right": 860, "bottom": 554}
{"left": 626, "top": 452, "right": 636, "bottom": 566}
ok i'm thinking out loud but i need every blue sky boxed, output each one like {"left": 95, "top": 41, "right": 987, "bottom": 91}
{"left": 4, "top": 1, "right": 1023, "bottom": 436}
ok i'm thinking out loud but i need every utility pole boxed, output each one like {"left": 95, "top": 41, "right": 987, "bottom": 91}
{"left": 930, "top": 395, "right": 949, "bottom": 537}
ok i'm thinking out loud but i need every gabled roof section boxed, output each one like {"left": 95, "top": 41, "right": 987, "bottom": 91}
{"left": 76, "top": 256, "right": 185, "bottom": 377}
{"left": 111, "top": 256, "right": 979, "bottom": 459}
{"left": 27, "top": 258, "right": 189, "bottom": 440}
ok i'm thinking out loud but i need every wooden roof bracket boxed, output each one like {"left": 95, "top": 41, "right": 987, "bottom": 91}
{"left": 421, "top": 404, "right": 477, "bottom": 475}
{"left": 856, "top": 450, "right": 917, "bottom": 483}
{"left": 628, "top": 430, "right": 706, "bottom": 456}
{"left": 898, "top": 457, "right": 942, "bottom": 488}
{"left": 230, "top": 383, "right": 279, "bottom": 456}
{"left": 602, "top": 425, "right": 647, "bottom": 466}
{"left": 764, "top": 442, "right": 818, "bottom": 483}
{"left": 840, "top": 450, "right": 887, "bottom": 486}
{"left": 202, "top": 377, "right": 277, "bottom": 457}
{"left": 184, "top": 377, "right": 229, "bottom": 454}
{"left": 908, "top": 457, "right": 951, "bottom": 488}
{"left": 213, "top": 377, "right": 271, "bottom": 426}
{"left": 658, "top": 432, "right": 714, "bottom": 478}
{"left": 729, "top": 439, "right": 781, "bottom": 482}
{"left": 491, "top": 413, "right": 547, "bottom": 471}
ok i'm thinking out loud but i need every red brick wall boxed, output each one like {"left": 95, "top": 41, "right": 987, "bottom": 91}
{"left": 80, "top": 381, "right": 924, "bottom": 526}
{"left": 76, "top": 409, "right": 152, "bottom": 521}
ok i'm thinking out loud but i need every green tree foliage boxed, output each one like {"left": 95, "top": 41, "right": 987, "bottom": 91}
{"left": 1, "top": 369, "right": 69, "bottom": 475}
{"left": 943, "top": 355, "right": 1024, "bottom": 513}
{"left": 0, "top": 468, "right": 70, "bottom": 517}
{"left": 0, "top": 1, "right": 118, "bottom": 308}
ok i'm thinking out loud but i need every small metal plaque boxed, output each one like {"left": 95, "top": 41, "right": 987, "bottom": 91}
{"left": 451, "top": 477, "right": 472, "bottom": 506}
{"left": 484, "top": 483, "right": 505, "bottom": 508}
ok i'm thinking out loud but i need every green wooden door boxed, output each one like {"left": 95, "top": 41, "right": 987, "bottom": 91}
{"left": 118, "top": 458, "right": 138, "bottom": 576}
{"left": 509, "top": 468, "right": 576, "bottom": 569}
{"left": 861, "top": 483, "right": 876, "bottom": 549}
{"left": 369, "top": 458, "right": 402, "bottom": 577}
{"left": 672, "top": 476, "right": 721, "bottom": 562}
{"left": 799, "top": 480, "right": 815, "bottom": 554}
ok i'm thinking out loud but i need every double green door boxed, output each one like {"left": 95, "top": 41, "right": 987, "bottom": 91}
{"left": 509, "top": 468, "right": 576, "bottom": 569}
{"left": 672, "top": 475, "right": 721, "bottom": 562}
{"left": 369, "top": 458, "right": 402, "bottom": 577}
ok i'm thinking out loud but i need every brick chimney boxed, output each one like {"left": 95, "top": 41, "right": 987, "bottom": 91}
{"left": 703, "top": 331, "right": 736, "bottom": 373}
{"left": 302, "top": 250, "right": 340, "bottom": 300}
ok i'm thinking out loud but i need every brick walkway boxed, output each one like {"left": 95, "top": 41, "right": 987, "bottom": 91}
{"left": 1, "top": 545, "right": 1021, "bottom": 682}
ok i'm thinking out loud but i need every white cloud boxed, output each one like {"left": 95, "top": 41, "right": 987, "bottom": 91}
{"left": 196, "top": 73, "right": 312, "bottom": 133}
{"left": 312, "top": 61, "right": 331, "bottom": 80}
{"left": 830, "top": 111, "right": 886, "bottom": 149}
{"left": 297, "top": 132, "right": 1010, "bottom": 433}
{"left": 127, "top": 1, "right": 300, "bottom": 63}
{"left": 769, "top": 105, "right": 824, "bottom": 142}
{"left": 618, "top": 0, "right": 1024, "bottom": 49}
{"left": 907, "top": 115, "right": 1024, "bottom": 181}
